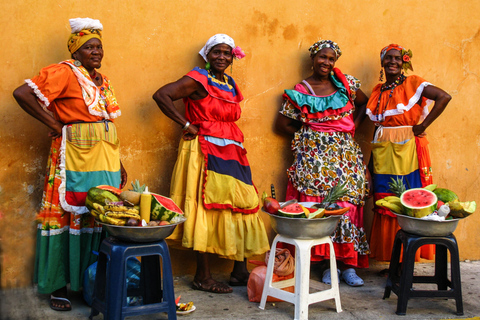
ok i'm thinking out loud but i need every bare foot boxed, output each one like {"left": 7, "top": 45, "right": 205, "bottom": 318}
{"left": 192, "top": 277, "right": 233, "bottom": 294}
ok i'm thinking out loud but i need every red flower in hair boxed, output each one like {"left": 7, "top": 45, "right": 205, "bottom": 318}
{"left": 79, "top": 32, "right": 84, "bottom": 36}
{"left": 403, "top": 55, "right": 410, "bottom": 62}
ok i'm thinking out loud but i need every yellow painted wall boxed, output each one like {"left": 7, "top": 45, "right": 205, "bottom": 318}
{"left": 1, "top": 0, "right": 479, "bottom": 288}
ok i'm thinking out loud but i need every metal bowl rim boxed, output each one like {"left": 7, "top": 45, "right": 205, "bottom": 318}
{"left": 392, "top": 212, "right": 466, "bottom": 223}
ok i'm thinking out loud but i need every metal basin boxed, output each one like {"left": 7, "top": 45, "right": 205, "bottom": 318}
{"left": 97, "top": 218, "right": 186, "bottom": 243}
{"left": 266, "top": 202, "right": 343, "bottom": 239}
{"left": 394, "top": 213, "right": 464, "bottom": 236}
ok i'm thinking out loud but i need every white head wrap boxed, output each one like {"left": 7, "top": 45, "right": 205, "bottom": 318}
{"left": 69, "top": 17, "right": 103, "bottom": 33}
{"left": 199, "top": 34, "right": 235, "bottom": 62}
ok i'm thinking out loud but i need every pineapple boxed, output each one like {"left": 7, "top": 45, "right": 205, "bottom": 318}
{"left": 314, "top": 181, "right": 348, "bottom": 209}
{"left": 388, "top": 176, "right": 406, "bottom": 197}
{"left": 129, "top": 179, "right": 147, "bottom": 193}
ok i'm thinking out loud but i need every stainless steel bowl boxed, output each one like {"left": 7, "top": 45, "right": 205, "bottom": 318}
{"left": 394, "top": 213, "right": 464, "bottom": 236}
{"left": 266, "top": 202, "right": 343, "bottom": 239}
{"left": 97, "top": 218, "right": 186, "bottom": 243}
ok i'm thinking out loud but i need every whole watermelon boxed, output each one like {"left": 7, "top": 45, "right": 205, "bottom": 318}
{"left": 85, "top": 187, "right": 120, "bottom": 211}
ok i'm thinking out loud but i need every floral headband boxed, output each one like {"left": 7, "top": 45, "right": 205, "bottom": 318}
{"left": 199, "top": 33, "right": 246, "bottom": 62}
{"left": 309, "top": 40, "right": 342, "bottom": 59}
{"left": 380, "top": 44, "right": 413, "bottom": 73}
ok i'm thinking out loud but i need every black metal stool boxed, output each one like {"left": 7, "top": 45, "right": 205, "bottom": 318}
{"left": 383, "top": 229, "right": 463, "bottom": 316}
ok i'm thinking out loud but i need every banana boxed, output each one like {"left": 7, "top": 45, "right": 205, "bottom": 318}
{"left": 90, "top": 209, "right": 101, "bottom": 218}
{"left": 376, "top": 199, "right": 403, "bottom": 214}
{"left": 383, "top": 196, "right": 402, "bottom": 206}
{"left": 93, "top": 203, "right": 105, "bottom": 214}
{"left": 99, "top": 214, "right": 127, "bottom": 226}
{"left": 104, "top": 204, "right": 139, "bottom": 214}
{"left": 105, "top": 211, "right": 141, "bottom": 219}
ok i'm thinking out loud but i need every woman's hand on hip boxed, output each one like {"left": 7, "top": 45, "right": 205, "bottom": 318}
{"left": 182, "top": 124, "right": 199, "bottom": 141}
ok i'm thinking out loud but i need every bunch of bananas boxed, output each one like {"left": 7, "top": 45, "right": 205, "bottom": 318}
{"left": 375, "top": 196, "right": 404, "bottom": 214}
{"left": 90, "top": 203, "right": 141, "bottom": 225}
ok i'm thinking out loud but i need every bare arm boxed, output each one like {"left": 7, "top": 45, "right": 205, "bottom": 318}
{"left": 353, "top": 89, "right": 369, "bottom": 129}
{"left": 413, "top": 85, "right": 451, "bottom": 136}
{"left": 152, "top": 76, "right": 204, "bottom": 140}
{"left": 13, "top": 83, "right": 64, "bottom": 139}
{"left": 275, "top": 113, "right": 302, "bottom": 137}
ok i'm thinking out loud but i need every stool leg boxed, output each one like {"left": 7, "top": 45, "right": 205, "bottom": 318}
{"left": 384, "top": 233, "right": 402, "bottom": 300}
{"left": 327, "top": 239, "right": 342, "bottom": 313}
{"left": 447, "top": 239, "right": 463, "bottom": 315}
{"left": 107, "top": 249, "right": 127, "bottom": 320}
{"left": 293, "top": 239, "right": 313, "bottom": 320}
{"left": 259, "top": 236, "right": 280, "bottom": 310}
{"left": 395, "top": 240, "right": 416, "bottom": 316}
{"left": 159, "top": 242, "right": 177, "bottom": 320}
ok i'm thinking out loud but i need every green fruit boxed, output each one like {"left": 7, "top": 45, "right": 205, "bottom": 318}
{"left": 448, "top": 201, "right": 476, "bottom": 218}
{"left": 85, "top": 187, "right": 120, "bottom": 211}
{"left": 433, "top": 188, "right": 459, "bottom": 203}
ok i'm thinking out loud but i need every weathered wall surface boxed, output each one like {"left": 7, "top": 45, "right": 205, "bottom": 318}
{"left": 1, "top": 0, "right": 479, "bottom": 288}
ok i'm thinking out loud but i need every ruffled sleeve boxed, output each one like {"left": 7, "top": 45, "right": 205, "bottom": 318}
{"left": 26, "top": 64, "right": 77, "bottom": 112}
{"left": 344, "top": 74, "right": 361, "bottom": 98}
{"left": 366, "top": 75, "right": 433, "bottom": 125}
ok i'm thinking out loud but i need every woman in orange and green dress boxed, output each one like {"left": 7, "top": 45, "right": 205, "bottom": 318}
{"left": 13, "top": 18, "right": 126, "bottom": 311}
{"left": 366, "top": 44, "right": 451, "bottom": 262}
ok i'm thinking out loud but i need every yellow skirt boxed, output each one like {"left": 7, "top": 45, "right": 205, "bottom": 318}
{"left": 167, "top": 137, "right": 270, "bottom": 261}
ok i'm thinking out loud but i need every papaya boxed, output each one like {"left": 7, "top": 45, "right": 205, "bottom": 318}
{"left": 85, "top": 187, "right": 120, "bottom": 211}
{"left": 433, "top": 188, "right": 459, "bottom": 203}
{"left": 324, "top": 207, "right": 350, "bottom": 216}
{"left": 448, "top": 201, "right": 476, "bottom": 218}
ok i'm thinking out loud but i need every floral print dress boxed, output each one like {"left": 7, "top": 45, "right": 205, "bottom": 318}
{"left": 280, "top": 68, "right": 370, "bottom": 268}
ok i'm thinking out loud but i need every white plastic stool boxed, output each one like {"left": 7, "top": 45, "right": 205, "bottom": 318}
{"left": 259, "top": 234, "right": 342, "bottom": 320}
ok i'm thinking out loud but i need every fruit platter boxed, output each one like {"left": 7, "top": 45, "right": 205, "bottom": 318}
{"left": 261, "top": 183, "right": 348, "bottom": 239}
{"left": 86, "top": 180, "right": 186, "bottom": 242}
{"left": 375, "top": 178, "right": 476, "bottom": 237}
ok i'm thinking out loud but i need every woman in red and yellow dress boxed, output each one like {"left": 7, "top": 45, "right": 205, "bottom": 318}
{"left": 366, "top": 44, "right": 451, "bottom": 262}
{"left": 153, "top": 34, "right": 269, "bottom": 294}
{"left": 13, "top": 18, "right": 126, "bottom": 311}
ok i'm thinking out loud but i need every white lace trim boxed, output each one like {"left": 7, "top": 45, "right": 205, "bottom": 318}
{"left": 366, "top": 81, "right": 433, "bottom": 122}
{"left": 58, "top": 125, "right": 89, "bottom": 215}
{"left": 38, "top": 224, "right": 102, "bottom": 236}
{"left": 25, "top": 79, "right": 54, "bottom": 117}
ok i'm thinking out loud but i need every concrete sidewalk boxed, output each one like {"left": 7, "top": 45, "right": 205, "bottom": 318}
{"left": 1, "top": 260, "right": 479, "bottom": 320}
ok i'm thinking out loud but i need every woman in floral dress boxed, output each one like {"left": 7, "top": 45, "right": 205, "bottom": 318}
{"left": 276, "top": 40, "right": 371, "bottom": 286}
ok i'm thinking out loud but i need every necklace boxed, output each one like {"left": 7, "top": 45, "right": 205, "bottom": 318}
{"left": 375, "top": 74, "right": 406, "bottom": 122}
{"left": 90, "top": 70, "right": 100, "bottom": 82}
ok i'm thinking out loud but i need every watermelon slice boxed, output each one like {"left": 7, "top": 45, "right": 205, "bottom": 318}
{"left": 400, "top": 188, "right": 437, "bottom": 218}
{"left": 151, "top": 193, "right": 184, "bottom": 223}
{"left": 277, "top": 203, "right": 307, "bottom": 218}
{"left": 96, "top": 185, "right": 122, "bottom": 196}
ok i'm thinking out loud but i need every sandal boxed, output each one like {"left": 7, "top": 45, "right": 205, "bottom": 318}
{"left": 192, "top": 278, "right": 233, "bottom": 294}
{"left": 322, "top": 269, "right": 340, "bottom": 285}
{"left": 50, "top": 295, "right": 72, "bottom": 311}
{"left": 228, "top": 272, "right": 249, "bottom": 286}
{"left": 341, "top": 268, "right": 364, "bottom": 287}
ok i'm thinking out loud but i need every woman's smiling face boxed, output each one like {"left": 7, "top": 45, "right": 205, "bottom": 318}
{"left": 207, "top": 44, "right": 233, "bottom": 73}
{"left": 312, "top": 48, "right": 337, "bottom": 77}
{"left": 382, "top": 49, "right": 403, "bottom": 77}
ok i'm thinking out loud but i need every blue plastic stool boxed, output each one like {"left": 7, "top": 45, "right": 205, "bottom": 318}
{"left": 383, "top": 230, "right": 463, "bottom": 316}
{"left": 89, "top": 237, "right": 177, "bottom": 320}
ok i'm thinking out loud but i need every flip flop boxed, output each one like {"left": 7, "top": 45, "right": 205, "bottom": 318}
{"left": 322, "top": 269, "right": 340, "bottom": 285}
{"left": 50, "top": 295, "right": 72, "bottom": 311}
{"left": 228, "top": 273, "right": 249, "bottom": 286}
{"left": 192, "top": 279, "right": 233, "bottom": 294}
{"left": 341, "top": 268, "right": 364, "bottom": 287}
